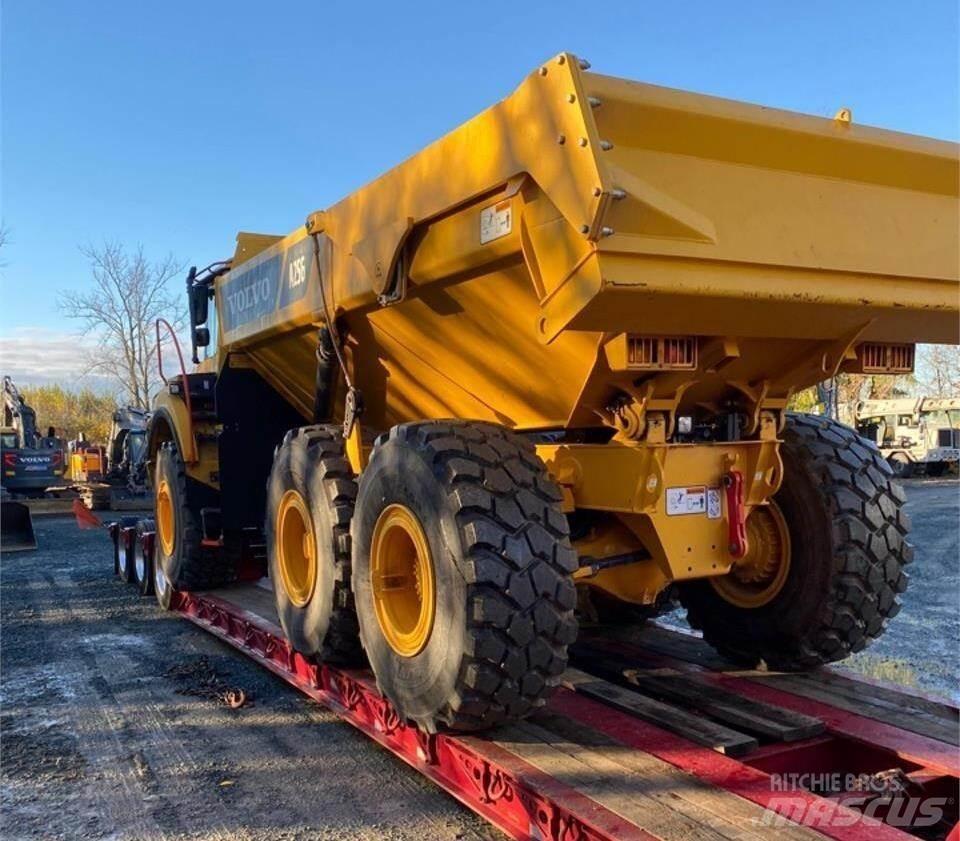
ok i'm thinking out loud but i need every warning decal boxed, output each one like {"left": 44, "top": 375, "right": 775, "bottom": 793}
{"left": 666, "top": 486, "right": 707, "bottom": 516}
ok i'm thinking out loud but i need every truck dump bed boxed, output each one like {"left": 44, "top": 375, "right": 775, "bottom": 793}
{"left": 217, "top": 53, "right": 958, "bottom": 430}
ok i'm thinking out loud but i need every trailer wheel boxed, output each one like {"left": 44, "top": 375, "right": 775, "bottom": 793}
{"left": 680, "top": 413, "right": 912, "bottom": 670}
{"left": 120, "top": 529, "right": 136, "bottom": 583}
{"left": 114, "top": 516, "right": 138, "bottom": 576}
{"left": 134, "top": 518, "right": 156, "bottom": 597}
{"left": 154, "top": 441, "right": 230, "bottom": 592}
{"left": 265, "top": 426, "right": 361, "bottom": 662}
{"left": 352, "top": 421, "right": 578, "bottom": 733}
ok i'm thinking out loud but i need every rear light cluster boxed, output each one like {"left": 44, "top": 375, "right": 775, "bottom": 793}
{"left": 626, "top": 335, "right": 697, "bottom": 370}
{"left": 606, "top": 334, "right": 699, "bottom": 372}
{"left": 3, "top": 453, "right": 16, "bottom": 467}
{"left": 858, "top": 342, "right": 915, "bottom": 374}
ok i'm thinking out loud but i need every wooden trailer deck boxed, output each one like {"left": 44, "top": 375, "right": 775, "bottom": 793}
{"left": 175, "top": 580, "right": 958, "bottom": 841}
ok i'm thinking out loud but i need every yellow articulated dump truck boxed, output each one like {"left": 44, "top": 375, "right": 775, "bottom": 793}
{"left": 148, "top": 53, "right": 958, "bottom": 733}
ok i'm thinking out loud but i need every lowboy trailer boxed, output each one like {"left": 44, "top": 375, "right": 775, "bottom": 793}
{"left": 112, "top": 523, "right": 959, "bottom": 841}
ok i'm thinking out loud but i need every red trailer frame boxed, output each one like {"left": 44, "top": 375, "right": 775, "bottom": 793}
{"left": 115, "top": 525, "right": 959, "bottom": 841}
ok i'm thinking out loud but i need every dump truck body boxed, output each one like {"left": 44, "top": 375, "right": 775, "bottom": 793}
{"left": 148, "top": 53, "right": 958, "bottom": 734}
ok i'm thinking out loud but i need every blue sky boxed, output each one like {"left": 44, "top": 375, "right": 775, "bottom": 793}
{"left": 1, "top": 1, "right": 957, "bottom": 382}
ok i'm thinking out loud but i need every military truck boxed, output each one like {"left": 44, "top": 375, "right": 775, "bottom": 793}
{"left": 856, "top": 396, "right": 960, "bottom": 476}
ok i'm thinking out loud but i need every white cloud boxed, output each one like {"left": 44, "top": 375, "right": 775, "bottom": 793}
{"left": 0, "top": 327, "right": 116, "bottom": 392}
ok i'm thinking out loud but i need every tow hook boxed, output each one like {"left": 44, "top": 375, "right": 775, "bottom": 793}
{"left": 723, "top": 471, "right": 749, "bottom": 559}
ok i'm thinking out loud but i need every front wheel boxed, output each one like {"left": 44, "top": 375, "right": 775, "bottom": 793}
{"left": 680, "top": 413, "right": 912, "bottom": 670}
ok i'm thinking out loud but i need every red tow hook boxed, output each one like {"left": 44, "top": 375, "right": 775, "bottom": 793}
{"left": 723, "top": 470, "right": 749, "bottom": 559}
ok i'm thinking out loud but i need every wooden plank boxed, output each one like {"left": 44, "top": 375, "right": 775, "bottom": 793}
{"left": 529, "top": 712, "right": 826, "bottom": 841}
{"left": 562, "top": 669, "right": 758, "bottom": 757}
{"left": 588, "top": 625, "right": 960, "bottom": 747}
{"left": 497, "top": 721, "right": 754, "bottom": 841}
{"left": 627, "top": 670, "right": 825, "bottom": 742}
{"left": 756, "top": 674, "right": 959, "bottom": 747}
{"left": 205, "top": 582, "right": 280, "bottom": 624}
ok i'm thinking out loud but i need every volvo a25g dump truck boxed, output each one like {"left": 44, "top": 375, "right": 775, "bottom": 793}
{"left": 147, "top": 53, "right": 959, "bottom": 733}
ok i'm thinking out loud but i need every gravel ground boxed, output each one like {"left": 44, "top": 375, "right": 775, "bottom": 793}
{"left": 0, "top": 513, "right": 503, "bottom": 841}
{"left": 1, "top": 479, "right": 956, "bottom": 839}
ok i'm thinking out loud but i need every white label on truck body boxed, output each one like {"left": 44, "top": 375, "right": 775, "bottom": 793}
{"left": 480, "top": 201, "right": 512, "bottom": 244}
{"left": 666, "top": 486, "right": 707, "bottom": 516}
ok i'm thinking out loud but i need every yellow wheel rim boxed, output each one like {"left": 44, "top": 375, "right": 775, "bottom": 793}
{"left": 370, "top": 504, "right": 436, "bottom": 657}
{"left": 156, "top": 480, "right": 176, "bottom": 557}
{"left": 276, "top": 489, "right": 317, "bottom": 608}
{"left": 712, "top": 502, "right": 792, "bottom": 609}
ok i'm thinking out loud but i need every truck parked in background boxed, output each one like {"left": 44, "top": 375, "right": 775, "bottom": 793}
{"left": 856, "top": 396, "right": 960, "bottom": 476}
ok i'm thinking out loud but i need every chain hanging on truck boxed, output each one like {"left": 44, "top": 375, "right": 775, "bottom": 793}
{"left": 310, "top": 233, "right": 364, "bottom": 438}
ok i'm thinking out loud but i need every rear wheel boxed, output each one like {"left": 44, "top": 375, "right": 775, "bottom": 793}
{"left": 680, "top": 414, "right": 912, "bottom": 670}
{"left": 352, "top": 421, "right": 578, "bottom": 733}
{"left": 265, "top": 426, "right": 361, "bottom": 662}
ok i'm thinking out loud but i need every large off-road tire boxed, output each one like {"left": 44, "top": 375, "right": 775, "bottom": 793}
{"left": 265, "top": 426, "right": 361, "bottom": 662}
{"left": 680, "top": 413, "right": 912, "bottom": 670}
{"left": 154, "top": 441, "right": 232, "bottom": 592}
{"left": 352, "top": 421, "right": 578, "bottom": 733}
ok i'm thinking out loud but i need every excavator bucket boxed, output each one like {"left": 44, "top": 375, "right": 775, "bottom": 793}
{"left": 1, "top": 501, "right": 37, "bottom": 552}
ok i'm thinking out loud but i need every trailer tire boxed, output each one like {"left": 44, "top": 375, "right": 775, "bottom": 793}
{"left": 265, "top": 426, "right": 362, "bottom": 663}
{"left": 135, "top": 518, "right": 156, "bottom": 597}
{"left": 114, "top": 516, "right": 138, "bottom": 576}
{"left": 352, "top": 421, "right": 578, "bottom": 733}
{"left": 154, "top": 441, "right": 230, "bottom": 592}
{"left": 120, "top": 529, "right": 136, "bottom": 584}
{"left": 680, "top": 413, "right": 912, "bottom": 670}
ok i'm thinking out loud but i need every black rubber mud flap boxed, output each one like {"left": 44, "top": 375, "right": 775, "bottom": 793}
{"left": 352, "top": 421, "right": 578, "bottom": 733}
{"left": 265, "top": 426, "right": 362, "bottom": 663}
{"left": 680, "top": 413, "right": 912, "bottom": 670}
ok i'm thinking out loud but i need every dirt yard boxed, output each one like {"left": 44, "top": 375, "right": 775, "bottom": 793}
{"left": 1, "top": 478, "right": 956, "bottom": 839}
{"left": 0, "top": 513, "right": 503, "bottom": 841}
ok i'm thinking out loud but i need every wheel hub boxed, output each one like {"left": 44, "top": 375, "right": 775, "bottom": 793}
{"left": 370, "top": 504, "right": 435, "bottom": 657}
{"left": 276, "top": 489, "right": 317, "bottom": 608}
{"left": 156, "top": 480, "right": 175, "bottom": 557}
{"left": 711, "top": 502, "right": 791, "bottom": 608}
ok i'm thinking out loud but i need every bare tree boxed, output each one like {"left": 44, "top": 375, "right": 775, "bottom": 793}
{"left": 59, "top": 243, "right": 184, "bottom": 408}
{"left": 917, "top": 344, "right": 960, "bottom": 397}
